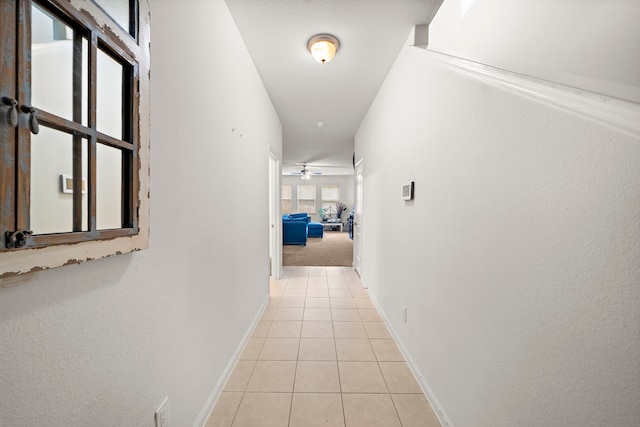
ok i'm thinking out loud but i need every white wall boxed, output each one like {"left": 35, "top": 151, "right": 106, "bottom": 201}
{"left": 356, "top": 11, "right": 640, "bottom": 427}
{"left": 0, "top": 1, "right": 282, "bottom": 426}
{"left": 428, "top": 0, "right": 640, "bottom": 103}
{"left": 282, "top": 175, "right": 354, "bottom": 222}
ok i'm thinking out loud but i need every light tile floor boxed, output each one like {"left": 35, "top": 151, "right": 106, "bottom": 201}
{"left": 205, "top": 266, "right": 441, "bottom": 427}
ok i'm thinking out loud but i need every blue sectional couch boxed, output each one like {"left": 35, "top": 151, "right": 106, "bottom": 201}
{"left": 282, "top": 213, "right": 323, "bottom": 245}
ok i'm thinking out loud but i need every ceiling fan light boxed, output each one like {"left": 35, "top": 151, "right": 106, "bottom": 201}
{"left": 308, "top": 34, "right": 339, "bottom": 64}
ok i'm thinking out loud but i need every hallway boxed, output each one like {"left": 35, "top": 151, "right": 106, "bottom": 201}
{"left": 205, "top": 266, "right": 440, "bottom": 427}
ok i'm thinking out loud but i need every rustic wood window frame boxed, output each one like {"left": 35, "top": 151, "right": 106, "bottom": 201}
{"left": 0, "top": 0, "right": 150, "bottom": 279}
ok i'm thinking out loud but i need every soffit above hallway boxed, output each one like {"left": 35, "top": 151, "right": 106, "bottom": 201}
{"left": 225, "top": 0, "right": 444, "bottom": 176}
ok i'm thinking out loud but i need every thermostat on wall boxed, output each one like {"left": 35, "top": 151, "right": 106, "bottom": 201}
{"left": 402, "top": 182, "right": 414, "bottom": 201}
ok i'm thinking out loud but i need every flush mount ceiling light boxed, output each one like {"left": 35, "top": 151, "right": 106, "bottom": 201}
{"left": 307, "top": 34, "right": 340, "bottom": 64}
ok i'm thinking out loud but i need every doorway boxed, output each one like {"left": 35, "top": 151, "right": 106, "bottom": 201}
{"left": 353, "top": 159, "right": 364, "bottom": 277}
{"left": 268, "top": 149, "right": 282, "bottom": 279}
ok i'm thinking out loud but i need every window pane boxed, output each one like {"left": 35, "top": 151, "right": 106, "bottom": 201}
{"left": 30, "top": 127, "right": 88, "bottom": 234}
{"left": 82, "top": 37, "right": 89, "bottom": 126}
{"left": 298, "top": 200, "right": 315, "bottom": 213}
{"left": 92, "top": 0, "right": 130, "bottom": 33}
{"left": 97, "top": 49, "right": 123, "bottom": 139}
{"left": 31, "top": 3, "right": 74, "bottom": 121}
{"left": 298, "top": 184, "right": 315, "bottom": 200}
{"left": 282, "top": 200, "right": 291, "bottom": 214}
{"left": 97, "top": 144, "right": 123, "bottom": 230}
{"left": 322, "top": 185, "right": 339, "bottom": 201}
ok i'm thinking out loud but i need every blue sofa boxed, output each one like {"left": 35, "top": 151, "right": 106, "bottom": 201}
{"left": 283, "top": 213, "right": 323, "bottom": 245}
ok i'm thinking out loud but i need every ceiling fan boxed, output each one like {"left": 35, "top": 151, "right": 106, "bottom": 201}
{"left": 290, "top": 164, "right": 322, "bottom": 180}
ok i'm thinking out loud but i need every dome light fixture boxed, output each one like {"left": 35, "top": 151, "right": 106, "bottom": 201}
{"left": 307, "top": 34, "right": 340, "bottom": 64}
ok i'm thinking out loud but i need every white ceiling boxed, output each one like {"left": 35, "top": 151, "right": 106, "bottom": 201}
{"left": 225, "top": 0, "right": 443, "bottom": 176}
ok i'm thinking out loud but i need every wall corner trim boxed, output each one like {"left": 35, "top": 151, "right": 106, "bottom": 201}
{"left": 415, "top": 48, "right": 640, "bottom": 139}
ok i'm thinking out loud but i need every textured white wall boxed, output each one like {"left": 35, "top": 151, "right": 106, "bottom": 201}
{"left": 0, "top": 1, "right": 281, "bottom": 426}
{"left": 356, "top": 21, "right": 640, "bottom": 427}
{"left": 429, "top": 0, "right": 640, "bottom": 103}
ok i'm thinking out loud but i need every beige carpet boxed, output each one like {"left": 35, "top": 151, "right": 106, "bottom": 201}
{"left": 283, "top": 231, "right": 353, "bottom": 266}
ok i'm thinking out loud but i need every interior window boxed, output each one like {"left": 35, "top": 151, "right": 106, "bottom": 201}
{"left": 0, "top": 0, "right": 149, "bottom": 275}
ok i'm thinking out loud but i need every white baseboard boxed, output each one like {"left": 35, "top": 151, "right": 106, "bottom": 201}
{"left": 192, "top": 295, "right": 270, "bottom": 427}
{"left": 368, "top": 292, "right": 455, "bottom": 427}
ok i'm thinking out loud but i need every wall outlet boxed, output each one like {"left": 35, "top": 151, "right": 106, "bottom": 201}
{"left": 155, "top": 397, "right": 168, "bottom": 427}
{"left": 401, "top": 305, "right": 407, "bottom": 323}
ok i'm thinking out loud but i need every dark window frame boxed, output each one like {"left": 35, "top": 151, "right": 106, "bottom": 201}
{"left": 0, "top": 0, "right": 142, "bottom": 252}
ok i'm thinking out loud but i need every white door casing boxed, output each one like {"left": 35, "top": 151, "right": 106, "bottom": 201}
{"left": 268, "top": 149, "right": 282, "bottom": 279}
{"left": 354, "top": 159, "right": 364, "bottom": 277}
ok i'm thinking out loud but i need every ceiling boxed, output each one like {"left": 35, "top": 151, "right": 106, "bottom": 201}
{"left": 225, "top": 0, "right": 443, "bottom": 176}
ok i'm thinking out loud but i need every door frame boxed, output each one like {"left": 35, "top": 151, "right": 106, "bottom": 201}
{"left": 268, "top": 147, "right": 283, "bottom": 279}
{"left": 353, "top": 158, "right": 364, "bottom": 277}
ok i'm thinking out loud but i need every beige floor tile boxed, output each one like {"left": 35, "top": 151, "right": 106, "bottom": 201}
{"left": 231, "top": 392, "right": 292, "bottom": 427}
{"left": 391, "top": 394, "right": 441, "bottom": 427}
{"left": 333, "top": 322, "right": 368, "bottom": 339}
{"left": 283, "top": 289, "right": 307, "bottom": 298}
{"left": 305, "top": 297, "right": 331, "bottom": 308}
{"left": 270, "top": 288, "right": 285, "bottom": 297}
{"left": 307, "top": 281, "right": 329, "bottom": 289}
{"left": 306, "top": 288, "right": 329, "bottom": 298}
{"left": 260, "top": 308, "right": 277, "bottom": 321}
{"left": 278, "top": 297, "right": 306, "bottom": 308}
{"left": 358, "top": 308, "right": 382, "bottom": 321}
{"left": 252, "top": 320, "right": 272, "bottom": 338}
{"left": 289, "top": 393, "right": 345, "bottom": 427}
{"left": 307, "top": 275, "right": 328, "bottom": 282}
{"left": 224, "top": 361, "right": 255, "bottom": 391}
{"left": 294, "top": 361, "right": 341, "bottom": 392}
{"left": 329, "top": 289, "right": 353, "bottom": 298}
{"left": 363, "top": 322, "right": 391, "bottom": 339}
{"left": 338, "top": 362, "right": 388, "bottom": 393}
{"left": 326, "top": 267, "right": 346, "bottom": 276}
{"left": 267, "top": 297, "right": 282, "bottom": 308}
{"left": 354, "top": 298, "right": 374, "bottom": 309}
{"left": 270, "top": 283, "right": 287, "bottom": 293}
{"left": 267, "top": 321, "right": 302, "bottom": 337}
{"left": 246, "top": 361, "right": 296, "bottom": 392}
{"left": 327, "top": 280, "right": 350, "bottom": 289}
{"left": 258, "top": 338, "right": 300, "bottom": 360}
{"left": 342, "top": 394, "right": 401, "bottom": 427}
{"left": 298, "top": 338, "right": 337, "bottom": 360}
{"left": 331, "top": 309, "right": 361, "bottom": 321}
{"left": 335, "top": 339, "right": 376, "bottom": 361}
{"left": 274, "top": 307, "right": 304, "bottom": 321}
{"left": 371, "top": 339, "right": 404, "bottom": 361}
{"left": 304, "top": 308, "right": 332, "bottom": 321}
{"left": 330, "top": 298, "right": 357, "bottom": 309}
{"left": 351, "top": 289, "right": 370, "bottom": 299}
{"left": 379, "top": 362, "right": 422, "bottom": 393}
{"left": 301, "top": 321, "right": 334, "bottom": 338}
{"left": 205, "top": 392, "right": 243, "bottom": 427}
{"left": 240, "top": 338, "right": 264, "bottom": 360}
{"left": 287, "top": 281, "right": 308, "bottom": 289}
